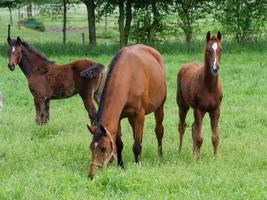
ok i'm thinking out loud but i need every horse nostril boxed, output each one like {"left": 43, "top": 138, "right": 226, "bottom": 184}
{"left": 8, "top": 64, "right": 15, "bottom": 71}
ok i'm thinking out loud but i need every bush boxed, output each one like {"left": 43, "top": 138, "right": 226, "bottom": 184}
{"left": 22, "top": 17, "right": 45, "bottom": 32}
{"left": 215, "top": 0, "right": 267, "bottom": 42}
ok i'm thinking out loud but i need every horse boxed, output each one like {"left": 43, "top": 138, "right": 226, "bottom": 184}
{"left": 7, "top": 36, "right": 104, "bottom": 129}
{"left": 176, "top": 31, "right": 223, "bottom": 158}
{"left": 88, "top": 44, "right": 166, "bottom": 178}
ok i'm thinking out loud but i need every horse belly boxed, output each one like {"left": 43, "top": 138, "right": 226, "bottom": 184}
{"left": 50, "top": 71, "right": 77, "bottom": 99}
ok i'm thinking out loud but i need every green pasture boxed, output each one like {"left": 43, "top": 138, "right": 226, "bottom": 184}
{"left": 0, "top": 7, "right": 267, "bottom": 199}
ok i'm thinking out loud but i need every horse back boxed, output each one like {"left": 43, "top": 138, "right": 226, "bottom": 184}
{"left": 120, "top": 45, "right": 166, "bottom": 114}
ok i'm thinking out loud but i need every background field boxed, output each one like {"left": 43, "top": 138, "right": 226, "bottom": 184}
{"left": 0, "top": 6, "right": 267, "bottom": 200}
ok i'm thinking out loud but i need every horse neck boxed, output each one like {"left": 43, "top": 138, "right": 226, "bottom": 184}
{"left": 19, "top": 45, "right": 48, "bottom": 78}
{"left": 98, "top": 71, "right": 129, "bottom": 136}
{"left": 204, "top": 56, "right": 218, "bottom": 90}
{"left": 18, "top": 47, "right": 33, "bottom": 78}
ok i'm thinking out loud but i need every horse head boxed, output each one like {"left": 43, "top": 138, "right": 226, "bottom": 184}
{"left": 88, "top": 124, "right": 117, "bottom": 179}
{"left": 205, "top": 31, "right": 222, "bottom": 76}
{"left": 7, "top": 36, "right": 23, "bottom": 71}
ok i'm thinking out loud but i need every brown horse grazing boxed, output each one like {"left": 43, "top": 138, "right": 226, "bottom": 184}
{"left": 177, "top": 31, "right": 223, "bottom": 158}
{"left": 88, "top": 44, "right": 166, "bottom": 178}
{"left": 7, "top": 36, "right": 104, "bottom": 128}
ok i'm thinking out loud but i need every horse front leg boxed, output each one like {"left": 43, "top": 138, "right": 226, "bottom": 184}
{"left": 116, "top": 122, "right": 124, "bottom": 168}
{"left": 43, "top": 99, "right": 50, "bottom": 124}
{"left": 192, "top": 108, "right": 204, "bottom": 159}
{"left": 34, "top": 98, "right": 44, "bottom": 125}
{"left": 209, "top": 107, "right": 220, "bottom": 157}
{"left": 129, "top": 109, "right": 145, "bottom": 164}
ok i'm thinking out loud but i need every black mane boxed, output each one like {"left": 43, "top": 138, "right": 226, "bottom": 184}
{"left": 21, "top": 41, "right": 54, "bottom": 65}
{"left": 96, "top": 50, "right": 122, "bottom": 125}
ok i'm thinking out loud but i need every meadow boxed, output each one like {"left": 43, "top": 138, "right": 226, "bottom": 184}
{"left": 0, "top": 8, "right": 267, "bottom": 200}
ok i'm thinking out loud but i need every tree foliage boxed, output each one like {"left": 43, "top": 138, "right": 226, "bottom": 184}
{"left": 175, "top": 0, "right": 209, "bottom": 45}
{"left": 131, "top": 0, "right": 171, "bottom": 43}
{"left": 215, "top": 0, "right": 267, "bottom": 42}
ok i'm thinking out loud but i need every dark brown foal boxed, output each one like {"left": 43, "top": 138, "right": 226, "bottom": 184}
{"left": 177, "top": 31, "right": 223, "bottom": 158}
{"left": 7, "top": 36, "right": 104, "bottom": 128}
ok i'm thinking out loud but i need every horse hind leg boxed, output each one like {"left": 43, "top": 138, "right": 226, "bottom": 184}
{"left": 154, "top": 104, "right": 164, "bottom": 156}
{"left": 178, "top": 105, "right": 189, "bottom": 153}
{"left": 128, "top": 109, "right": 145, "bottom": 164}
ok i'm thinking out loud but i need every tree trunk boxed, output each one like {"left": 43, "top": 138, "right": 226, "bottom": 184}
{"left": 149, "top": 2, "right": 160, "bottom": 43}
{"left": 105, "top": 14, "right": 108, "bottom": 32}
{"left": 27, "top": 3, "right": 33, "bottom": 17}
{"left": 124, "top": 0, "right": 132, "bottom": 46}
{"left": 8, "top": 7, "right": 13, "bottom": 25}
{"left": 84, "top": 0, "right": 96, "bottom": 45}
{"left": 118, "top": 0, "right": 125, "bottom": 48}
{"left": 63, "top": 0, "right": 67, "bottom": 45}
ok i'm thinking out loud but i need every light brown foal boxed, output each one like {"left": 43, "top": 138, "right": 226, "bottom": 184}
{"left": 177, "top": 31, "right": 223, "bottom": 158}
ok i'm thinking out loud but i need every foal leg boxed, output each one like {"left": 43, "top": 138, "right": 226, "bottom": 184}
{"left": 34, "top": 98, "right": 47, "bottom": 125}
{"left": 43, "top": 99, "right": 50, "bottom": 124}
{"left": 192, "top": 109, "right": 204, "bottom": 159}
{"left": 116, "top": 123, "right": 124, "bottom": 168}
{"left": 129, "top": 109, "right": 145, "bottom": 164}
{"left": 34, "top": 98, "right": 42, "bottom": 125}
{"left": 178, "top": 105, "right": 189, "bottom": 153}
{"left": 154, "top": 105, "right": 164, "bottom": 156}
{"left": 209, "top": 108, "right": 220, "bottom": 157}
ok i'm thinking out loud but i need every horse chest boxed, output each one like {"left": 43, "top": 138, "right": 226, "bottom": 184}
{"left": 28, "top": 76, "right": 47, "bottom": 97}
{"left": 195, "top": 92, "right": 221, "bottom": 111}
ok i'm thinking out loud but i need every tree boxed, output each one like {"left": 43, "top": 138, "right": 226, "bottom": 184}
{"left": 131, "top": 0, "right": 170, "bottom": 43}
{"left": 0, "top": 0, "right": 22, "bottom": 25}
{"left": 99, "top": 0, "right": 133, "bottom": 47}
{"left": 175, "top": 0, "right": 208, "bottom": 45}
{"left": 80, "top": 0, "right": 98, "bottom": 45}
{"left": 215, "top": 0, "right": 267, "bottom": 42}
{"left": 38, "top": 0, "right": 78, "bottom": 44}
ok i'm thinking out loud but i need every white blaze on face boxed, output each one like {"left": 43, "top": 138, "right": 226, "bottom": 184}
{"left": 12, "top": 46, "right": 15, "bottom": 53}
{"left": 212, "top": 43, "right": 218, "bottom": 71}
{"left": 94, "top": 142, "right": 98, "bottom": 148}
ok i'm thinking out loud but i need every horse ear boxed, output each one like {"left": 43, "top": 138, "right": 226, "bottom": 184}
{"left": 7, "top": 37, "right": 11, "bottom": 44}
{"left": 217, "top": 31, "right": 222, "bottom": 41}
{"left": 206, "top": 31, "right": 211, "bottom": 43}
{"left": 87, "top": 124, "right": 97, "bottom": 135}
{"left": 17, "top": 37, "right": 21, "bottom": 44}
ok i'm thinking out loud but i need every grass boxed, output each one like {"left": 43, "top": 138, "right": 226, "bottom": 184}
{"left": 0, "top": 40, "right": 266, "bottom": 199}
{"left": 0, "top": 6, "right": 267, "bottom": 200}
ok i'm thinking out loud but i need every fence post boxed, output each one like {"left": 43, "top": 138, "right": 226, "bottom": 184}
{"left": 82, "top": 32, "right": 85, "bottom": 45}
{"left": 18, "top": 7, "right": 21, "bottom": 29}
{"left": 8, "top": 24, "right": 11, "bottom": 38}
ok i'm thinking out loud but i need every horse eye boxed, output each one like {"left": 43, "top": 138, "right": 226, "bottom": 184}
{"left": 100, "top": 147, "right": 106, "bottom": 153}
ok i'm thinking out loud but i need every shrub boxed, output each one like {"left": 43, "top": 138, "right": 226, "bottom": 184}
{"left": 22, "top": 17, "right": 45, "bottom": 32}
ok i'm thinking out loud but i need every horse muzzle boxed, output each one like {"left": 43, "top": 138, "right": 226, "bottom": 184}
{"left": 8, "top": 63, "right": 15, "bottom": 71}
{"left": 211, "top": 64, "right": 219, "bottom": 75}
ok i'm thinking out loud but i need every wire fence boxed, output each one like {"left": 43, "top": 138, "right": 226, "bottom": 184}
{"left": 0, "top": 4, "right": 266, "bottom": 45}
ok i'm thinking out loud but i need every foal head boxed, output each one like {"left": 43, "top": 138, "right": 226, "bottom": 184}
{"left": 89, "top": 125, "right": 116, "bottom": 179}
{"left": 7, "top": 37, "right": 23, "bottom": 71}
{"left": 205, "top": 31, "right": 222, "bottom": 76}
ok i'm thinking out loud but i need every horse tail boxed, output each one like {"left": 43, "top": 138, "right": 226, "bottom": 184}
{"left": 80, "top": 63, "right": 104, "bottom": 79}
